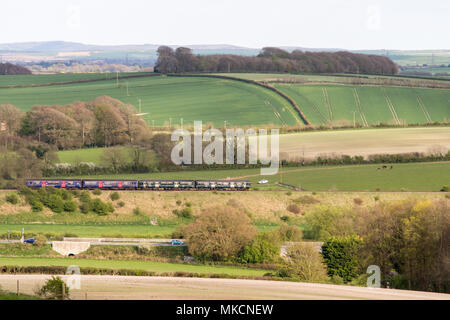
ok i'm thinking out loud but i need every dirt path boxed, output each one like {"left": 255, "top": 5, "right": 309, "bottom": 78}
{"left": 1, "top": 275, "right": 449, "bottom": 300}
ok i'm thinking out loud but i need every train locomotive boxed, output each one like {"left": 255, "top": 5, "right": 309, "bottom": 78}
{"left": 25, "top": 179, "right": 251, "bottom": 191}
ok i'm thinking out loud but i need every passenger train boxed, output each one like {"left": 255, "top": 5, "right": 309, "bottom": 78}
{"left": 25, "top": 179, "right": 251, "bottom": 191}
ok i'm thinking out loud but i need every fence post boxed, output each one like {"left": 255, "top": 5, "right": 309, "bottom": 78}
{"left": 17, "top": 280, "right": 19, "bottom": 296}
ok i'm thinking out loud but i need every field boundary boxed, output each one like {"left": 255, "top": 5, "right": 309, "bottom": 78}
{"left": 0, "top": 73, "right": 160, "bottom": 89}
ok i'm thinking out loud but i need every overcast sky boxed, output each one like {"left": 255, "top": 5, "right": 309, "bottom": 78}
{"left": 1, "top": 0, "right": 449, "bottom": 50}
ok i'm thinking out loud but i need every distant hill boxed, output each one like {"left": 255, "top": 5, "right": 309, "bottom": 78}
{"left": 0, "top": 63, "right": 31, "bottom": 75}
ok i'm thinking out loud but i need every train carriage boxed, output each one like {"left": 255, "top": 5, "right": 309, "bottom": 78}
{"left": 82, "top": 180, "right": 138, "bottom": 190}
{"left": 25, "top": 179, "right": 82, "bottom": 189}
{"left": 139, "top": 180, "right": 195, "bottom": 190}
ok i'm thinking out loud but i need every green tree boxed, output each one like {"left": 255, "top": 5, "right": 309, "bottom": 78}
{"left": 321, "top": 235, "right": 363, "bottom": 283}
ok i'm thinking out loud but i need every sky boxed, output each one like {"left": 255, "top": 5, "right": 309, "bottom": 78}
{"left": 1, "top": 0, "right": 449, "bottom": 50}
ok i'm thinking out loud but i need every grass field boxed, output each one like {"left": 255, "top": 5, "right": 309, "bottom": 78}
{"left": 55, "top": 127, "right": 450, "bottom": 164}
{"left": 0, "top": 257, "right": 268, "bottom": 277}
{"left": 1, "top": 73, "right": 449, "bottom": 127}
{"left": 0, "top": 75, "right": 299, "bottom": 127}
{"left": 275, "top": 84, "right": 450, "bottom": 125}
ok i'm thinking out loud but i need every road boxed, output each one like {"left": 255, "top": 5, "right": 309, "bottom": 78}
{"left": 1, "top": 275, "right": 449, "bottom": 300}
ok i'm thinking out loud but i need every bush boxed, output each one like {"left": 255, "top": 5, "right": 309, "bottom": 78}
{"left": 280, "top": 243, "right": 328, "bottom": 282}
{"left": 440, "top": 185, "right": 449, "bottom": 192}
{"left": 183, "top": 206, "right": 257, "bottom": 261}
{"left": 133, "top": 207, "right": 144, "bottom": 215}
{"left": 286, "top": 204, "right": 301, "bottom": 214}
{"left": 37, "top": 276, "right": 69, "bottom": 300}
{"left": 321, "top": 235, "right": 363, "bottom": 283}
{"left": 118, "top": 201, "right": 125, "bottom": 207}
{"left": 47, "top": 194, "right": 64, "bottom": 213}
{"left": 63, "top": 201, "right": 77, "bottom": 212}
{"left": 79, "top": 201, "right": 91, "bottom": 214}
{"left": 172, "top": 207, "right": 193, "bottom": 219}
{"left": 277, "top": 225, "right": 303, "bottom": 242}
{"left": 92, "top": 189, "right": 102, "bottom": 196}
{"left": 33, "top": 234, "right": 48, "bottom": 247}
{"left": 353, "top": 198, "right": 363, "bottom": 205}
{"left": 239, "top": 234, "right": 280, "bottom": 264}
{"left": 30, "top": 199, "right": 44, "bottom": 212}
{"left": 91, "top": 199, "right": 111, "bottom": 215}
{"left": 176, "top": 200, "right": 182, "bottom": 206}
{"left": 110, "top": 192, "right": 120, "bottom": 201}
{"left": 5, "top": 194, "right": 19, "bottom": 205}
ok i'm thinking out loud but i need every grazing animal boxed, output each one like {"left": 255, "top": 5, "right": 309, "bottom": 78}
{"left": 390, "top": 166, "right": 393, "bottom": 169}
{"left": 382, "top": 165, "right": 387, "bottom": 169}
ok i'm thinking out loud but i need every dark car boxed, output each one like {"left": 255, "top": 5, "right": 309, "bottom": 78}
{"left": 23, "top": 238, "right": 35, "bottom": 244}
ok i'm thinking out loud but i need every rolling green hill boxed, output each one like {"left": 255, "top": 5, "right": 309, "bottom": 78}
{"left": 1, "top": 73, "right": 449, "bottom": 127}
{"left": 0, "top": 75, "right": 300, "bottom": 127}
{"left": 275, "top": 84, "right": 450, "bottom": 125}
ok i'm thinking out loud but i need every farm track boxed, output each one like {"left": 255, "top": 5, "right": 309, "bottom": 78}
{"left": 352, "top": 88, "right": 369, "bottom": 126}
{"left": 322, "top": 88, "right": 333, "bottom": 121}
{"left": 382, "top": 88, "right": 401, "bottom": 125}
{"left": 416, "top": 95, "right": 433, "bottom": 123}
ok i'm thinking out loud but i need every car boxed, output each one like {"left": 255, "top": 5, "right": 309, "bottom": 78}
{"left": 258, "top": 179, "right": 269, "bottom": 184}
{"left": 23, "top": 238, "right": 35, "bottom": 244}
{"left": 171, "top": 240, "right": 185, "bottom": 246}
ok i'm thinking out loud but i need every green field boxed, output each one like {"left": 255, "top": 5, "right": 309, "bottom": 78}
{"left": 275, "top": 84, "right": 450, "bottom": 125}
{"left": 0, "top": 75, "right": 299, "bottom": 127}
{"left": 56, "top": 127, "right": 450, "bottom": 165}
{"left": 0, "top": 257, "right": 268, "bottom": 277}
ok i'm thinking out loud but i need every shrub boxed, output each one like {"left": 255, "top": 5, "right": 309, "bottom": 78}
{"left": 33, "top": 234, "right": 48, "bottom": 247}
{"left": 92, "top": 189, "right": 102, "bottom": 196}
{"left": 91, "top": 199, "right": 111, "bottom": 215}
{"left": 286, "top": 191, "right": 292, "bottom": 196}
{"left": 440, "top": 185, "right": 449, "bottom": 192}
{"left": 239, "top": 234, "right": 280, "bottom": 264}
{"left": 280, "top": 243, "right": 328, "bottom": 282}
{"left": 118, "top": 201, "right": 125, "bottom": 207}
{"left": 79, "top": 201, "right": 91, "bottom": 214}
{"left": 183, "top": 206, "right": 257, "bottom": 261}
{"left": 172, "top": 207, "right": 193, "bottom": 219}
{"left": 110, "top": 192, "right": 120, "bottom": 201}
{"left": 321, "top": 235, "right": 363, "bottom": 283}
{"left": 47, "top": 194, "right": 64, "bottom": 213}
{"left": 133, "top": 207, "right": 144, "bottom": 215}
{"left": 353, "top": 198, "right": 363, "bottom": 205}
{"left": 176, "top": 200, "right": 182, "bottom": 206}
{"left": 30, "top": 199, "right": 44, "bottom": 212}
{"left": 5, "top": 194, "right": 19, "bottom": 205}
{"left": 287, "top": 203, "right": 301, "bottom": 214}
{"left": 280, "top": 216, "right": 290, "bottom": 222}
{"left": 185, "top": 202, "right": 192, "bottom": 208}
{"left": 277, "top": 225, "right": 303, "bottom": 242}
{"left": 374, "top": 196, "right": 380, "bottom": 201}
{"left": 63, "top": 201, "right": 77, "bottom": 212}
{"left": 37, "top": 276, "right": 69, "bottom": 300}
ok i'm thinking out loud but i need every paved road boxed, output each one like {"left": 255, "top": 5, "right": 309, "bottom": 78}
{"left": 1, "top": 275, "right": 449, "bottom": 300}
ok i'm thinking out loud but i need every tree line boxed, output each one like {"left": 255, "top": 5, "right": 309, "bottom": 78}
{"left": 155, "top": 46, "right": 398, "bottom": 75}
{"left": 0, "top": 63, "right": 31, "bottom": 75}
